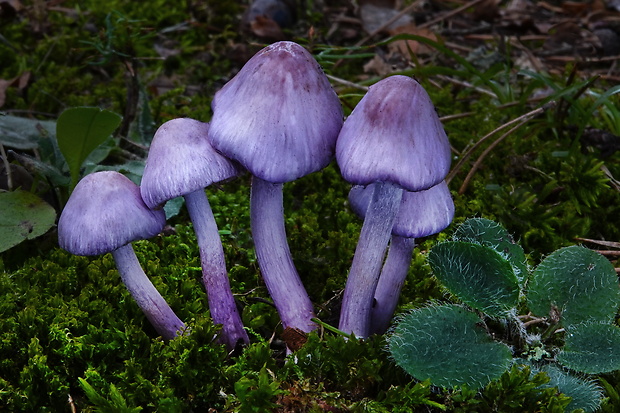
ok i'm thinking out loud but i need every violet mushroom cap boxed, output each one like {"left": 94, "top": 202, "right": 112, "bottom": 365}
{"left": 209, "top": 41, "right": 343, "bottom": 184}
{"left": 140, "top": 118, "right": 242, "bottom": 209}
{"left": 58, "top": 171, "right": 185, "bottom": 340}
{"left": 348, "top": 181, "right": 455, "bottom": 334}
{"left": 336, "top": 75, "right": 451, "bottom": 337}
{"left": 140, "top": 118, "right": 249, "bottom": 350}
{"left": 208, "top": 41, "right": 343, "bottom": 336}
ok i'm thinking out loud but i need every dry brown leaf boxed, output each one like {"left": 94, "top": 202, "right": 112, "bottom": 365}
{"left": 561, "top": 1, "right": 597, "bottom": 16}
{"left": 359, "top": 3, "right": 413, "bottom": 34}
{"left": 0, "top": 71, "right": 31, "bottom": 108}
{"left": 363, "top": 54, "right": 395, "bottom": 76}
{"left": 472, "top": 0, "right": 501, "bottom": 21}
{"left": 388, "top": 24, "right": 437, "bottom": 56}
{"left": 250, "top": 15, "right": 285, "bottom": 40}
{"left": 0, "top": 0, "right": 23, "bottom": 17}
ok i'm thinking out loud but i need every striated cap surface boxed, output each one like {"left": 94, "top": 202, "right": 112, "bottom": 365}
{"left": 59, "top": 171, "right": 165, "bottom": 256}
{"left": 209, "top": 41, "right": 343, "bottom": 183}
{"left": 348, "top": 181, "right": 454, "bottom": 238}
{"left": 141, "top": 118, "right": 242, "bottom": 209}
{"left": 336, "top": 75, "right": 451, "bottom": 191}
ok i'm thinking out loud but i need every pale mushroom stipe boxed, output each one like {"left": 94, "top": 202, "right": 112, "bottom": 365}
{"left": 140, "top": 118, "right": 249, "bottom": 350}
{"left": 208, "top": 41, "right": 343, "bottom": 336}
{"left": 336, "top": 75, "right": 452, "bottom": 338}
{"left": 348, "top": 181, "right": 454, "bottom": 334}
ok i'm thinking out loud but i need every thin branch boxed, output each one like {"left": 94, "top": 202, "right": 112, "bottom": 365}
{"left": 458, "top": 120, "right": 530, "bottom": 194}
{"left": 326, "top": 74, "right": 369, "bottom": 91}
{"left": 446, "top": 102, "right": 555, "bottom": 185}
{"left": 0, "top": 143, "right": 12, "bottom": 191}
{"left": 419, "top": 0, "right": 486, "bottom": 29}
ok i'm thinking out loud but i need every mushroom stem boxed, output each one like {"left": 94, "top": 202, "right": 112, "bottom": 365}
{"left": 370, "top": 235, "right": 416, "bottom": 335}
{"left": 184, "top": 189, "right": 250, "bottom": 349}
{"left": 338, "top": 181, "right": 403, "bottom": 337}
{"left": 250, "top": 176, "right": 316, "bottom": 333}
{"left": 111, "top": 244, "right": 186, "bottom": 340}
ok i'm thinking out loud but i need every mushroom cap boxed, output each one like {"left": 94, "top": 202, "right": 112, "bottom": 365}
{"left": 140, "top": 118, "right": 242, "bottom": 209}
{"left": 348, "top": 181, "right": 454, "bottom": 238}
{"left": 58, "top": 171, "right": 165, "bottom": 256}
{"left": 336, "top": 75, "right": 451, "bottom": 191}
{"left": 208, "top": 41, "right": 344, "bottom": 183}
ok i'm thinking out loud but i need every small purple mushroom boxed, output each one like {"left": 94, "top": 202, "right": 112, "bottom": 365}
{"left": 58, "top": 171, "right": 185, "bottom": 340}
{"left": 336, "top": 75, "right": 451, "bottom": 337}
{"left": 208, "top": 41, "right": 343, "bottom": 335}
{"left": 348, "top": 181, "right": 454, "bottom": 335}
{"left": 140, "top": 118, "right": 249, "bottom": 350}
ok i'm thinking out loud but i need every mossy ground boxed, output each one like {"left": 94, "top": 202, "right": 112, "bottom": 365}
{"left": 1, "top": 0, "right": 620, "bottom": 411}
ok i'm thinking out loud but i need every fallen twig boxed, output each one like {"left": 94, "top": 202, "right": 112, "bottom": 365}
{"left": 446, "top": 102, "right": 555, "bottom": 186}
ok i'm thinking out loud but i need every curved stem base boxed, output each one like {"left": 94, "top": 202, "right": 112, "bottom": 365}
{"left": 251, "top": 176, "right": 316, "bottom": 333}
{"left": 112, "top": 244, "right": 186, "bottom": 340}
{"left": 185, "top": 189, "right": 249, "bottom": 350}
{"left": 338, "top": 182, "right": 403, "bottom": 337}
{"left": 370, "top": 235, "right": 416, "bottom": 335}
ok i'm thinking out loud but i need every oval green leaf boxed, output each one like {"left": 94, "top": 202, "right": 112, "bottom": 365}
{"left": 0, "top": 190, "right": 56, "bottom": 252}
{"left": 428, "top": 241, "right": 520, "bottom": 317}
{"left": 389, "top": 304, "right": 512, "bottom": 389}
{"left": 558, "top": 323, "right": 620, "bottom": 374}
{"left": 56, "top": 107, "right": 122, "bottom": 187}
{"left": 538, "top": 363, "right": 602, "bottom": 412}
{"left": 527, "top": 246, "right": 620, "bottom": 327}
{"left": 453, "top": 218, "right": 528, "bottom": 284}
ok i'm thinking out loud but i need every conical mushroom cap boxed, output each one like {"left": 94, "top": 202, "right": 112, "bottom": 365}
{"left": 58, "top": 171, "right": 165, "bottom": 256}
{"left": 209, "top": 41, "right": 344, "bottom": 183}
{"left": 336, "top": 75, "right": 451, "bottom": 191}
{"left": 141, "top": 118, "right": 242, "bottom": 209}
{"left": 348, "top": 181, "right": 454, "bottom": 238}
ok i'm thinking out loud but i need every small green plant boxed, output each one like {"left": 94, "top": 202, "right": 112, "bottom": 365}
{"left": 388, "top": 217, "right": 620, "bottom": 412}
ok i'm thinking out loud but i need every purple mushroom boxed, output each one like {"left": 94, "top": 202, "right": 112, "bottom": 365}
{"left": 336, "top": 75, "right": 451, "bottom": 337}
{"left": 140, "top": 118, "right": 249, "bottom": 350}
{"left": 348, "top": 181, "right": 454, "bottom": 335}
{"left": 58, "top": 171, "right": 186, "bottom": 340}
{"left": 208, "top": 41, "right": 343, "bottom": 335}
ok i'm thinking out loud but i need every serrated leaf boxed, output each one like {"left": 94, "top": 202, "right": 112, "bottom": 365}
{"left": 428, "top": 241, "right": 520, "bottom": 317}
{"left": 558, "top": 323, "right": 620, "bottom": 374}
{"left": 0, "top": 190, "right": 56, "bottom": 252}
{"left": 453, "top": 218, "right": 528, "bottom": 284}
{"left": 389, "top": 304, "right": 512, "bottom": 389}
{"left": 56, "top": 107, "right": 122, "bottom": 187}
{"left": 527, "top": 246, "right": 620, "bottom": 327}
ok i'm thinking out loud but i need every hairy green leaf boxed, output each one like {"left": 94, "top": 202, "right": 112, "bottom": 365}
{"left": 453, "top": 217, "right": 528, "bottom": 284}
{"left": 527, "top": 246, "right": 620, "bottom": 327}
{"left": 389, "top": 304, "right": 512, "bottom": 389}
{"left": 428, "top": 241, "right": 520, "bottom": 317}
{"left": 558, "top": 323, "right": 620, "bottom": 374}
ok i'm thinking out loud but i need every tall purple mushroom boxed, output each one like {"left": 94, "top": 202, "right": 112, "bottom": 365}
{"left": 336, "top": 75, "right": 451, "bottom": 337}
{"left": 58, "top": 171, "right": 186, "bottom": 340}
{"left": 348, "top": 181, "right": 454, "bottom": 335}
{"left": 140, "top": 118, "right": 249, "bottom": 350}
{"left": 208, "top": 41, "right": 343, "bottom": 334}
